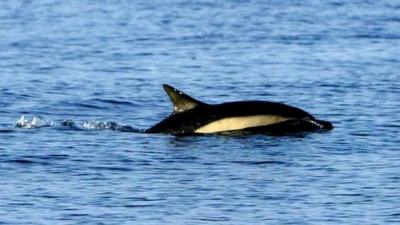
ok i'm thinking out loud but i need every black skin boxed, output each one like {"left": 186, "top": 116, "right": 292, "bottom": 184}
{"left": 146, "top": 101, "right": 333, "bottom": 135}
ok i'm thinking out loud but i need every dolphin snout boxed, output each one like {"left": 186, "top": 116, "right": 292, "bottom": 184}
{"left": 316, "top": 120, "right": 333, "bottom": 130}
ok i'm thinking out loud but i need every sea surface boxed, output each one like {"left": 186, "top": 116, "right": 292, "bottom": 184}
{"left": 1, "top": 1, "right": 399, "bottom": 224}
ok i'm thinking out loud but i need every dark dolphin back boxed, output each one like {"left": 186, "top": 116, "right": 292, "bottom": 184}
{"left": 210, "top": 101, "right": 314, "bottom": 119}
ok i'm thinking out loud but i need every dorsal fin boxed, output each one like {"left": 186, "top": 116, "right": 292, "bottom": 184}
{"left": 163, "top": 84, "right": 205, "bottom": 113}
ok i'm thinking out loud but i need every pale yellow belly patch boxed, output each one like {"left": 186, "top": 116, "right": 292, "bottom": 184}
{"left": 195, "top": 115, "right": 291, "bottom": 133}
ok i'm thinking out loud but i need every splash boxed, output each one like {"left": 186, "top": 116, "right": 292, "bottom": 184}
{"left": 15, "top": 116, "right": 141, "bottom": 132}
{"left": 15, "top": 116, "right": 52, "bottom": 129}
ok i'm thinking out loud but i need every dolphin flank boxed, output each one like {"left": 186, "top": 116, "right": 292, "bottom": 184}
{"left": 146, "top": 84, "right": 333, "bottom": 135}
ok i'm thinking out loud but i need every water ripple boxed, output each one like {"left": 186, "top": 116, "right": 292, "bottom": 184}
{"left": 229, "top": 160, "right": 288, "bottom": 165}
{"left": 1, "top": 1, "right": 400, "bottom": 225}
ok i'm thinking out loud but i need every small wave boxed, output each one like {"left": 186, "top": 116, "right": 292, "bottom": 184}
{"left": 15, "top": 115, "right": 141, "bottom": 133}
{"left": 69, "top": 102, "right": 106, "bottom": 109}
{"left": 6, "top": 159, "right": 35, "bottom": 164}
{"left": 0, "top": 129, "right": 14, "bottom": 133}
{"left": 230, "top": 160, "right": 287, "bottom": 165}
{"left": 92, "top": 98, "right": 137, "bottom": 106}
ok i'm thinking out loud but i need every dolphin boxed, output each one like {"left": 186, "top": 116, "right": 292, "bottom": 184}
{"left": 146, "top": 84, "right": 333, "bottom": 135}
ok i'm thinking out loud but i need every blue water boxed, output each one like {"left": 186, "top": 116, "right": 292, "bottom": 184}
{"left": 1, "top": 1, "right": 400, "bottom": 224}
